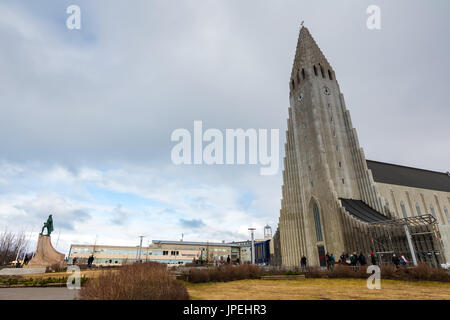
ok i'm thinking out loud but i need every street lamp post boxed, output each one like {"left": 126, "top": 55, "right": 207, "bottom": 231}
{"left": 137, "top": 236, "right": 145, "bottom": 262}
{"left": 248, "top": 228, "right": 256, "bottom": 264}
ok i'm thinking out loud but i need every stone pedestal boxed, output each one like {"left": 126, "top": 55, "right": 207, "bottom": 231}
{"left": 25, "top": 235, "right": 66, "bottom": 269}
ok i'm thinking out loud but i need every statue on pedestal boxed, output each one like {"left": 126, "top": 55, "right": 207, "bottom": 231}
{"left": 40, "top": 214, "right": 54, "bottom": 236}
{"left": 26, "top": 214, "right": 65, "bottom": 270}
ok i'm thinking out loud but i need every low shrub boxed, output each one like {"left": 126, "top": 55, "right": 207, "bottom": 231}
{"left": 303, "top": 263, "right": 450, "bottom": 282}
{"left": 185, "top": 264, "right": 264, "bottom": 283}
{"left": 326, "top": 265, "right": 367, "bottom": 279}
{"left": 79, "top": 262, "right": 189, "bottom": 300}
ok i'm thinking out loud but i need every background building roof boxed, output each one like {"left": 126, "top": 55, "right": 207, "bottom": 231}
{"left": 367, "top": 160, "right": 450, "bottom": 193}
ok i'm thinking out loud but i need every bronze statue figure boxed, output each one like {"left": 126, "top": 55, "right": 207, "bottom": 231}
{"left": 40, "top": 214, "right": 54, "bottom": 236}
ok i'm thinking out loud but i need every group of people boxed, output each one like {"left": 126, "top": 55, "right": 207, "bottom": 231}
{"left": 339, "top": 252, "right": 372, "bottom": 268}
{"left": 391, "top": 254, "right": 409, "bottom": 268}
{"left": 300, "top": 251, "right": 409, "bottom": 270}
{"left": 214, "top": 255, "right": 239, "bottom": 266}
{"left": 71, "top": 255, "right": 95, "bottom": 268}
{"left": 10, "top": 254, "right": 31, "bottom": 268}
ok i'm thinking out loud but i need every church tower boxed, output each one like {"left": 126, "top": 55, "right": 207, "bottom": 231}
{"left": 276, "top": 26, "right": 387, "bottom": 267}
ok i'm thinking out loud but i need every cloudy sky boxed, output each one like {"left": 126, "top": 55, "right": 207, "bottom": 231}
{"left": 0, "top": 0, "right": 449, "bottom": 254}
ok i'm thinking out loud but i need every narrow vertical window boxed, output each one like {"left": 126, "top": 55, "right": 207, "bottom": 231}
{"left": 320, "top": 65, "right": 325, "bottom": 78}
{"left": 291, "top": 79, "right": 295, "bottom": 90}
{"left": 430, "top": 205, "right": 436, "bottom": 219}
{"left": 400, "top": 201, "right": 407, "bottom": 218}
{"left": 416, "top": 203, "right": 421, "bottom": 216}
{"left": 444, "top": 207, "right": 450, "bottom": 224}
{"left": 328, "top": 69, "right": 333, "bottom": 80}
{"left": 313, "top": 203, "right": 323, "bottom": 242}
{"left": 302, "top": 68, "right": 306, "bottom": 79}
{"left": 313, "top": 65, "right": 318, "bottom": 76}
{"left": 296, "top": 70, "right": 300, "bottom": 84}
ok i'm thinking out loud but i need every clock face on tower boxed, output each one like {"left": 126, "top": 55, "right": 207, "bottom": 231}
{"left": 323, "top": 87, "right": 330, "bottom": 95}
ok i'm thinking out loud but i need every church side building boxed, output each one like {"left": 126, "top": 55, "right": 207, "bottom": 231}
{"left": 273, "top": 26, "right": 450, "bottom": 267}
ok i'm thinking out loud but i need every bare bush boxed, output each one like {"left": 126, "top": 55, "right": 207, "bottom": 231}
{"left": 79, "top": 262, "right": 189, "bottom": 300}
{"left": 184, "top": 264, "right": 264, "bottom": 283}
{"left": 0, "top": 230, "right": 28, "bottom": 266}
{"left": 304, "top": 263, "right": 450, "bottom": 282}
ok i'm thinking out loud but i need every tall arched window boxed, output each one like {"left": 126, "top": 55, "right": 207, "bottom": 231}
{"left": 430, "top": 205, "right": 436, "bottom": 218}
{"left": 312, "top": 203, "right": 323, "bottom": 242}
{"left": 313, "top": 65, "right": 318, "bottom": 76}
{"left": 320, "top": 65, "right": 325, "bottom": 78}
{"left": 328, "top": 69, "right": 333, "bottom": 80}
{"left": 400, "top": 201, "right": 407, "bottom": 218}
{"left": 444, "top": 207, "right": 450, "bottom": 224}
{"left": 416, "top": 203, "right": 421, "bottom": 216}
{"left": 302, "top": 68, "right": 306, "bottom": 79}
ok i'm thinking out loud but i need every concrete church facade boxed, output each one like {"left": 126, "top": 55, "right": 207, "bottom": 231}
{"left": 273, "top": 26, "right": 450, "bottom": 267}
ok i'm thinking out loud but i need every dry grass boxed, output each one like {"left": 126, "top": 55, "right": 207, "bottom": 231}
{"left": 185, "top": 278, "right": 450, "bottom": 300}
{"left": 80, "top": 262, "right": 189, "bottom": 300}
{"left": 182, "top": 264, "right": 263, "bottom": 283}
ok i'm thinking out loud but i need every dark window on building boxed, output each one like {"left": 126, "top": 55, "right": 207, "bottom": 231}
{"left": 430, "top": 205, "right": 436, "bottom": 218}
{"left": 342, "top": 178, "right": 345, "bottom": 184}
{"left": 416, "top": 203, "right": 421, "bottom": 216}
{"left": 163, "top": 251, "right": 168, "bottom": 255}
{"left": 328, "top": 69, "right": 333, "bottom": 80}
{"left": 312, "top": 203, "right": 323, "bottom": 242}
{"left": 444, "top": 207, "right": 450, "bottom": 223}
{"left": 338, "top": 162, "right": 341, "bottom": 168}
{"left": 291, "top": 79, "right": 295, "bottom": 90}
{"left": 302, "top": 68, "right": 306, "bottom": 79}
{"left": 401, "top": 201, "right": 407, "bottom": 218}
{"left": 311, "top": 181, "right": 314, "bottom": 188}
{"left": 320, "top": 65, "right": 325, "bottom": 78}
{"left": 296, "top": 71, "right": 300, "bottom": 83}
{"left": 313, "top": 65, "right": 318, "bottom": 76}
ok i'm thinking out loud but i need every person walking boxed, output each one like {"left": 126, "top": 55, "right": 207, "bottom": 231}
{"left": 340, "top": 252, "right": 346, "bottom": 264}
{"left": 350, "top": 252, "right": 358, "bottom": 270}
{"left": 87, "top": 255, "right": 94, "bottom": 268}
{"left": 358, "top": 252, "right": 367, "bottom": 266}
{"left": 326, "top": 253, "right": 331, "bottom": 270}
{"left": 392, "top": 254, "right": 400, "bottom": 268}
{"left": 400, "top": 254, "right": 408, "bottom": 267}
{"left": 301, "top": 255, "right": 307, "bottom": 269}
{"left": 226, "top": 255, "right": 231, "bottom": 264}
{"left": 369, "top": 252, "right": 377, "bottom": 265}
{"left": 329, "top": 254, "right": 335, "bottom": 270}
